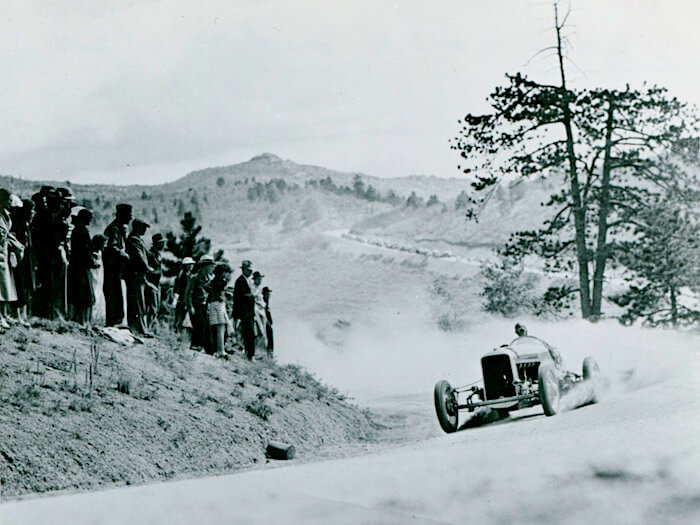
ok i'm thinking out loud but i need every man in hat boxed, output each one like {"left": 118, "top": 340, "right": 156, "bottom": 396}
{"left": 233, "top": 260, "right": 256, "bottom": 360}
{"left": 173, "top": 256, "right": 195, "bottom": 331}
{"left": 29, "top": 188, "right": 52, "bottom": 317}
{"left": 125, "top": 218, "right": 153, "bottom": 335}
{"left": 145, "top": 233, "right": 165, "bottom": 329}
{"left": 186, "top": 254, "right": 216, "bottom": 351}
{"left": 103, "top": 203, "right": 132, "bottom": 326}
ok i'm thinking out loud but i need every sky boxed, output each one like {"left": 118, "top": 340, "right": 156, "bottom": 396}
{"left": 1, "top": 0, "right": 699, "bottom": 185}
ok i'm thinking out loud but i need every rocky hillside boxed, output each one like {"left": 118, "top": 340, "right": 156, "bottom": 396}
{"left": 0, "top": 322, "right": 380, "bottom": 498}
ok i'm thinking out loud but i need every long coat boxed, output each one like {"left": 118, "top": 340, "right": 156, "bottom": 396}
{"left": 0, "top": 211, "right": 18, "bottom": 302}
{"left": 232, "top": 274, "right": 254, "bottom": 321}
{"left": 103, "top": 221, "right": 128, "bottom": 275}
{"left": 125, "top": 232, "right": 150, "bottom": 334}
{"left": 10, "top": 208, "right": 34, "bottom": 306}
{"left": 68, "top": 224, "right": 95, "bottom": 307}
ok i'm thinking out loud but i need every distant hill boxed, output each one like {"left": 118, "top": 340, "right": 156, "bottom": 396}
{"left": 0, "top": 153, "right": 556, "bottom": 252}
{"left": 168, "top": 153, "right": 471, "bottom": 201}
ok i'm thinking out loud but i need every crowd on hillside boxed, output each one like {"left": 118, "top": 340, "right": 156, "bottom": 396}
{"left": 0, "top": 186, "right": 273, "bottom": 359}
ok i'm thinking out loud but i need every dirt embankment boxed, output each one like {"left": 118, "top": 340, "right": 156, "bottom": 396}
{"left": 0, "top": 321, "right": 381, "bottom": 498}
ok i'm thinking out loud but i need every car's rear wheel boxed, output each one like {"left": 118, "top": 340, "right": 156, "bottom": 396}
{"left": 434, "top": 380, "right": 459, "bottom": 433}
{"left": 538, "top": 361, "right": 560, "bottom": 416}
{"left": 583, "top": 356, "right": 601, "bottom": 403}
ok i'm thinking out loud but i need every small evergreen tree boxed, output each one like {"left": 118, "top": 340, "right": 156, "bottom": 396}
{"left": 163, "top": 211, "right": 212, "bottom": 277}
{"left": 365, "top": 184, "right": 380, "bottom": 202}
{"left": 455, "top": 190, "right": 470, "bottom": 210}
{"left": 479, "top": 258, "right": 539, "bottom": 317}
{"left": 611, "top": 199, "right": 700, "bottom": 326}
{"left": 352, "top": 175, "right": 366, "bottom": 199}
{"left": 405, "top": 191, "right": 421, "bottom": 208}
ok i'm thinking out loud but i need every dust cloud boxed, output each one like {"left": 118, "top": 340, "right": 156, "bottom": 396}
{"left": 276, "top": 310, "right": 698, "bottom": 401}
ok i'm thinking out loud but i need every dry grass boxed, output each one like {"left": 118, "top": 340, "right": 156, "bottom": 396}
{"left": 0, "top": 322, "right": 379, "bottom": 498}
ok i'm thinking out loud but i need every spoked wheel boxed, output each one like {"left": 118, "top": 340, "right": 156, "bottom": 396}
{"left": 538, "top": 361, "right": 560, "bottom": 417}
{"left": 434, "top": 380, "right": 459, "bottom": 433}
{"left": 583, "top": 356, "right": 602, "bottom": 403}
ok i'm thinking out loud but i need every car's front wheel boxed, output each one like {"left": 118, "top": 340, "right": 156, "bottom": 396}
{"left": 538, "top": 361, "right": 560, "bottom": 416}
{"left": 434, "top": 380, "right": 459, "bottom": 433}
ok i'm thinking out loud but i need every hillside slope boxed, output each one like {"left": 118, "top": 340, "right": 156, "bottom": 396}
{"left": 0, "top": 322, "right": 379, "bottom": 498}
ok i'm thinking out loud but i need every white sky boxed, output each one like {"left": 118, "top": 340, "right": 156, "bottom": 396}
{"left": 1, "top": 0, "right": 699, "bottom": 185}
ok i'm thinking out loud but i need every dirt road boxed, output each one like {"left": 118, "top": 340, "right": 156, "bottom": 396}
{"left": 4, "top": 368, "right": 699, "bottom": 525}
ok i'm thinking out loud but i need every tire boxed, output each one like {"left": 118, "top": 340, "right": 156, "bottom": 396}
{"left": 538, "top": 361, "right": 560, "bottom": 417}
{"left": 583, "top": 356, "right": 601, "bottom": 403}
{"left": 434, "top": 380, "right": 459, "bottom": 433}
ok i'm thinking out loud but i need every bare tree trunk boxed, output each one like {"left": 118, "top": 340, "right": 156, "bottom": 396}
{"left": 670, "top": 287, "right": 678, "bottom": 327}
{"left": 554, "top": 2, "right": 592, "bottom": 319}
{"left": 591, "top": 96, "right": 616, "bottom": 319}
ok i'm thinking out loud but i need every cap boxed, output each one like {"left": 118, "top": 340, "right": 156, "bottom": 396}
{"left": 132, "top": 218, "right": 150, "bottom": 229}
{"left": 182, "top": 257, "right": 195, "bottom": 265}
{"left": 116, "top": 203, "right": 132, "bottom": 214}
{"left": 152, "top": 233, "right": 164, "bottom": 243}
{"left": 262, "top": 286, "right": 272, "bottom": 294}
{"left": 241, "top": 260, "right": 252, "bottom": 269}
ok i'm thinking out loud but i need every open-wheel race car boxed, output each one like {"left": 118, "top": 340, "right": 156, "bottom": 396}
{"left": 434, "top": 324, "right": 603, "bottom": 433}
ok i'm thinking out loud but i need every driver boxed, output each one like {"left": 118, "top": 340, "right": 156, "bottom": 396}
{"left": 513, "top": 323, "right": 562, "bottom": 364}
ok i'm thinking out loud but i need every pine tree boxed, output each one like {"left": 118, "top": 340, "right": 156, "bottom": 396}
{"left": 427, "top": 194, "right": 440, "bottom": 207}
{"left": 451, "top": 4, "right": 699, "bottom": 320}
{"left": 352, "top": 175, "right": 366, "bottom": 199}
{"left": 163, "top": 211, "right": 212, "bottom": 277}
{"left": 612, "top": 198, "right": 700, "bottom": 326}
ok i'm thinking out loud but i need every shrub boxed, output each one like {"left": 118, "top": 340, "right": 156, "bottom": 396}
{"left": 479, "top": 259, "right": 538, "bottom": 317}
{"left": 245, "top": 397, "right": 274, "bottom": 420}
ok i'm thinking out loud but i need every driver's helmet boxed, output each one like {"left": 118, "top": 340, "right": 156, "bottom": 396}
{"left": 514, "top": 323, "right": 528, "bottom": 337}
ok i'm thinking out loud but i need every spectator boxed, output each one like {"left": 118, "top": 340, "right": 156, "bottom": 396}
{"left": 103, "top": 203, "right": 132, "bottom": 326}
{"left": 51, "top": 187, "right": 74, "bottom": 320}
{"left": 207, "top": 263, "right": 232, "bottom": 355}
{"left": 0, "top": 190, "right": 22, "bottom": 329}
{"left": 173, "top": 257, "right": 195, "bottom": 331}
{"left": 68, "top": 209, "right": 97, "bottom": 325}
{"left": 262, "top": 286, "right": 273, "bottom": 355}
{"left": 30, "top": 187, "right": 53, "bottom": 318}
{"left": 251, "top": 270, "right": 267, "bottom": 352}
{"left": 125, "top": 218, "right": 152, "bottom": 335}
{"left": 10, "top": 199, "right": 34, "bottom": 326}
{"left": 233, "top": 260, "right": 255, "bottom": 360}
{"left": 145, "top": 233, "right": 165, "bottom": 330}
{"left": 186, "top": 254, "right": 215, "bottom": 351}
{"left": 90, "top": 234, "right": 107, "bottom": 323}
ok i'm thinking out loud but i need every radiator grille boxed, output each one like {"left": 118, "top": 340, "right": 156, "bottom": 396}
{"left": 481, "top": 354, "right": 516, "bottom": 399}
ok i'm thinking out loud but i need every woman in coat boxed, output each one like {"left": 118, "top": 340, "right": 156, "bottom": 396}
{"left": 68, "top": 209, "right": 96, "bottom": 324}
{"left": 0, "top": 189, "right": 21, "bottom": 330}
{"left": 10, "top": 199, "right": 35, "bottom": 326}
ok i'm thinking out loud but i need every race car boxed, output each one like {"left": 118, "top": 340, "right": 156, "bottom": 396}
{"left": 433, "top": 324, "right": 603, "bottom": 433}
